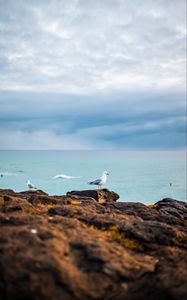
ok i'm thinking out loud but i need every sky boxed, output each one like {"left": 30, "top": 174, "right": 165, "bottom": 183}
{"left": 0, "top": 0, "right": 186, "bottom": 150}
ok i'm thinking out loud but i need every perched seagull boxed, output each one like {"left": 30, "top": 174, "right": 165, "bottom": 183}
{"left": 27, "top": 180, "right": 37, "bottom": 190}
{"left": 88, "top": 171, "right": 109, "bottom": 190}
{"left": 53, "top": 174, "right": 82, "bottom": 179}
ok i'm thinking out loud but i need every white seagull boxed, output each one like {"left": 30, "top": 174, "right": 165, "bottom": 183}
{"left": 27, "top": 180, "right": 37, "bottom": 190}
{"left": 53, "top": 174, "right": 82, "bottom": 179}
{"left": 88, "top": 171, "right": 109, "bottom": 189}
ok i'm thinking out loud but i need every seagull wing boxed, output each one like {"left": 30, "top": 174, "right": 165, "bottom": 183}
{"left": 28, "top": 182, "right": 36, "bottom": 189}
{"left": 88, "top": 178, "right": 101, "bottom": 185}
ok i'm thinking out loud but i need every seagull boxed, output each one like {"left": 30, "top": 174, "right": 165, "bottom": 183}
{"left": 88, "top": 171, "right": 109, "bottom": 190}
{"left": 27, "top": 180, "right": 37, "bottom": 190}
{"left": 53, "top": 174, "right": 82, "bottom": 179}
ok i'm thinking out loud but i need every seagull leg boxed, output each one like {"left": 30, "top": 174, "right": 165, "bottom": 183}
{"left": 98, "top": 184, "right": 102, "bottom": 191}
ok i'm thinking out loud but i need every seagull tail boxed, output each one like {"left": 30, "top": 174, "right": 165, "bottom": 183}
{"left": 88, "top": 181, "right": 94, "bottom": 185}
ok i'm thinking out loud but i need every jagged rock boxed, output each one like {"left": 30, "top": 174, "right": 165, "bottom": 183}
{"left": 0, "top": 189, "right": 17, "bottom": 196}
{"left": 19, "top": 189, "right": 49, "bottom": 197}
{"left": 28, "top": 194, "right": 64, "bottom": 206}
{"left": 67, "top": 188, "right": 120, "bottom": 203}
{"left": 0, "top": 189, "right": 186, "bottom": 300}
{"left": 155, "top": 198, "right": 187, "bottom": 220}
{"left": 0, "top": 195, "right": 35, "bottom": 214}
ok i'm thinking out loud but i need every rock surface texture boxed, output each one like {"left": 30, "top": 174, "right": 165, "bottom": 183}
{"left": 0, "top": 189, "right": 186, "bottom": 300}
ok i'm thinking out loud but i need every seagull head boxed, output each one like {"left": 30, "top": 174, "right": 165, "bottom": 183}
{"left": 103, "top": 171, "right": 109, "bottom": 176}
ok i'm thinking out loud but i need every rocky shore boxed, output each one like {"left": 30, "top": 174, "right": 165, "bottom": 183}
{"left": 0, "top": 188, "right": 187, "bottom": 300}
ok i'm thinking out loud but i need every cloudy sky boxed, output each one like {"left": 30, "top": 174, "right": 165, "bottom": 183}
{"left": 0, "top": 0, "right": 186, "bottom": 150}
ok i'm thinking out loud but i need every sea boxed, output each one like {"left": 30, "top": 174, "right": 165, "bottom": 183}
{"left": 0, "top": 150, "right": 186, "bottom": 204}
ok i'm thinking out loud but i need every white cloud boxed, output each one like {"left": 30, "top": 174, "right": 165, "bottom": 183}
{"left": 0, "top": 1, "right": 186, "bottom": 150}
{"left": 0, "top": 0, "right": 186, "bottom": 94}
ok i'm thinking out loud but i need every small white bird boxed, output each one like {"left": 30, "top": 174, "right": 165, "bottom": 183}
{"left": 88, "top": 171, "right": 109, "bottom": 190}
{"left": 27, "top": 180, "right": 37, "bottom": 190}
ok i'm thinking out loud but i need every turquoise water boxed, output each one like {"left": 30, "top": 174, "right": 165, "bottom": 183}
{"left": 0, "top": 150, "right": 186, "bottom": 204}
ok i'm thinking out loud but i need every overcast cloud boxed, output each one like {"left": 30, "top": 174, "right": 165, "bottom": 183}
{"left": 0, "top": 0, "right": 186, "bottom": 149}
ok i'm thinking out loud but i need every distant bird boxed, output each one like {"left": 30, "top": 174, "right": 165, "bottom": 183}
{"left": 53, "top": 174, "right": 82, "bottom": 179}
{"left": 88, "top": 171, "right": 109, "bottom": 189}
{"left": 27, "top": 180, "right": 37, "bottom": 190}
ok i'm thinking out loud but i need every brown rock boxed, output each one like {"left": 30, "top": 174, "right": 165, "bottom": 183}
{"left": 0, "top": 195, "right": 35, "bottom": 215}
{"left": 0, "top": 195, "right": 4, "bottom": 205}
{"left": 67, "top": 188, "right": 120, "bottom": 203}
{"left": 0, "top": 189, "right": 186, "bottom": 300}
{"left": 20, "top": 189, "right": 49, "bottom": 197}
{"left": 0, "top": 189, "right": 17, "bottom": 196}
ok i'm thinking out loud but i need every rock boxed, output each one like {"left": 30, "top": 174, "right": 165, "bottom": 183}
{"left": 0, "top": 195, "right": 35, "bottom": 214}
{"left": 27, "top": 194, "right": 63, "bottom": 206}
{"left": 0, "top": 196, "right": 4, "bottom": 205}
{"left": 67, "top": 188, "right": 120, "bottom": 203}
{"left": 3, "top": 204, "right": 22, "bottom": 212}
{"left": 0, "top": 189, "right": 186, "bottom": 300}
{"left": 18, "top": 191, "right": 68, "bottom": 206}
{"left": 156, "top": 198, "right": 187, "bottom": 220}
{"left": 0, "top": 189, "right": 16, "bottom": 196}
{"left": 3, "top": 195, "right": 12, "bottom": 202}
{"left": 20, "top": 189, "right": 49, "bottom": 197}
{"left": 49, "top": 206, "right": 75, "bottom": 217}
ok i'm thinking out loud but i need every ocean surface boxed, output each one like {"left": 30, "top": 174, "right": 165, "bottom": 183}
{"left": 0, "top": 150, "right": 186, "bottom": 204}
